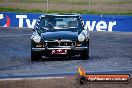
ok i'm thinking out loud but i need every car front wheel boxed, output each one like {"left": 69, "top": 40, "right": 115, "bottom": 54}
{"left": 80, "top": 50, "right": 89, "bottom": 60}
{"left": 31, "top": 51, "right": 42, "bottom": 61}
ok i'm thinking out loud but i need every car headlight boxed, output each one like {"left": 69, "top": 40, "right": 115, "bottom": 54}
{"left": 31, "top": 31, "right": 41, "bottom": 43}
{"left": 33, "top": 35, "right": 41, "bottom": 43}
{"left": 78, "top": 34, "right": 85, "bottom": 42}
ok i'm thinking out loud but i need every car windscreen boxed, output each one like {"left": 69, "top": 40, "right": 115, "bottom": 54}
{"left": 38, "top": 16, "right": 82, "bottom": 30}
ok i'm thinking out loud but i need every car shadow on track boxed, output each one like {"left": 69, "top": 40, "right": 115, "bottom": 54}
{"left": 34, "top": 55, "right": 89, "bottom": 62}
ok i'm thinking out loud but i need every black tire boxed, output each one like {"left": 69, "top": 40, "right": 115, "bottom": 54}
{"left": 80, "top": 50, "right": 89, "bottom": 60}
{"left": 31, "top": 51, "right": 42, "bottom": 61}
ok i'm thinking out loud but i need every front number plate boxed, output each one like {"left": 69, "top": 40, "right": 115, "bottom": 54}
{"left": 52, "top": 49, "right": 67, "bottom": 54}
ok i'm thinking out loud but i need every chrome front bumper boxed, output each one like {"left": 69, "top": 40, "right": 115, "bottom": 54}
{"left": 32, "top": 47, "right": 88, "bottom": 51}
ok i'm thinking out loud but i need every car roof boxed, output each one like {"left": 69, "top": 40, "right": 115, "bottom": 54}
{"left": 40, "top": 13, "right": 80, "bottom": 17}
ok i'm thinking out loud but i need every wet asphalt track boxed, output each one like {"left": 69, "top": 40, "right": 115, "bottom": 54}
{"left": 0, "top": 27, "right": 132, "bottom": 77}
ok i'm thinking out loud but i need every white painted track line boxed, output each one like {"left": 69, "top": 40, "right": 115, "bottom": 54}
{"left": 0, "top": 34, "right": 32, "bottom": 37}
{"left": 0, "top": 76, "right": 64, "bottom": 81}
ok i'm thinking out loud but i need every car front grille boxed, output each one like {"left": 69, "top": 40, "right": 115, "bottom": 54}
{"left": 45, "top": 41, "right": 76, "bottom": 47}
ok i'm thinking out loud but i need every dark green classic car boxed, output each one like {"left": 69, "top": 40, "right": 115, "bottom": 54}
{"left": 31, "top": 14, "right": 89, "bottom": 61}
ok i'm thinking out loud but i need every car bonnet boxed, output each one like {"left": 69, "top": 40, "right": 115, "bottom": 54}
{"left": 41, "top": 31, "right": 78, "bottom": 41}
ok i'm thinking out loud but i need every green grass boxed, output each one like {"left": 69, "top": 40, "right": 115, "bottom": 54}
{"left": 0, "top": 7, "right": 132, "bottom": 15}
{"left": 2, "top": 0, "right": 132, "bottom": 5}
{"left": 8, "top": 0, "right": 46, "bottom": 3}
{"left": 52, "top": 0, "right": 132, "bottom": 5}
